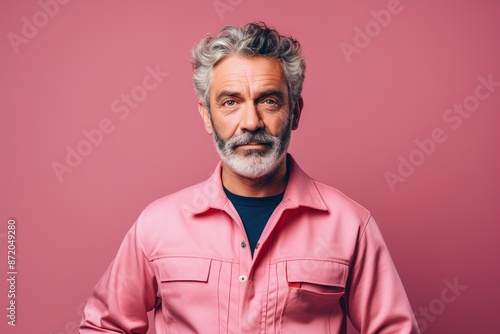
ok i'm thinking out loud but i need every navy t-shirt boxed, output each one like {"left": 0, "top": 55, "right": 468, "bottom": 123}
{"left": 224, "top": 187, "right": 284, "bottom": 255}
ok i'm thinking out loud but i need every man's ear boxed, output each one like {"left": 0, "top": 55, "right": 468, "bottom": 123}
{"left": 291, "top": 96, "right": 304, "bottom": 130}
{"left": 198, "top": 101, "right": 213, "bottom": 135}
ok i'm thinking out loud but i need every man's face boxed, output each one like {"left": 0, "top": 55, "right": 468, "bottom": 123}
{"left": 199, "top": 55, "right": 301, "bottom": 179}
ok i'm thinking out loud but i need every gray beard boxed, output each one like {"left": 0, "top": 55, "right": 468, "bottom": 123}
{"left": 210, "top": 115, "right": 293, "bottom": 179}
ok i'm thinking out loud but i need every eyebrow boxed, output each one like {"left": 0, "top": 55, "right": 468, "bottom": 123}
{"left": 215, "top": 89, "right": 286, "bottom": 104}
{"left": 215, "top": 90, "right": 242, "bottom": 103}
{"left": 258, "top": 90, "right": 285, "bottom": 101}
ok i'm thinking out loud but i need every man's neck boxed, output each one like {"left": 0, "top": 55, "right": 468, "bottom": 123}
{"left": 221, "top": 157, "right": 288, "bottom": 197}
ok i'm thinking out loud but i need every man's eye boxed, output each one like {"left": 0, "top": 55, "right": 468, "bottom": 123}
{"left": 263, "top": 99, "right": 277, "bottom": 105}
{"left": 223, "top": 100, "right": 237, "bottom": 107}
{"left": 262, "top": 99, "right": 280, "bottom": 110}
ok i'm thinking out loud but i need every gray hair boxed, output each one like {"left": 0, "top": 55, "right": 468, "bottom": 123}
{"left": 191, "top": 22, "right": 306, "bottom": 110}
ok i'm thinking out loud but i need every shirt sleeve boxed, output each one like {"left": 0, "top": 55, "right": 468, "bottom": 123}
{"left": 79, "top": 212, "right": 158, "bottom": 333}
{"left": 346, "top": 216, "right": 420, "bottom": 334}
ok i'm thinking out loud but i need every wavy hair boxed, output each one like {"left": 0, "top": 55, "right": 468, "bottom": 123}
{"left": 191, "top": 22, "right": 306, "bottom": 110}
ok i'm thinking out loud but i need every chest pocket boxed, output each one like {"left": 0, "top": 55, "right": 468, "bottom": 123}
{"left": 155, "top": 256, "right": 232, "bottom": 333}
{"left": 281, "top": 259, "right": 349, "bottom": 331}
{"left": 158, "top": 257, "right": 211, "bottom": 283}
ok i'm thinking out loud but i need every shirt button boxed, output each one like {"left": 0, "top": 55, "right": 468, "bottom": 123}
{"left": 239, "top": 275, "right": 248, "bottom": 283}
{"left": 241, "top": 242, "right": 247, "bottom": 248}
{"left": 255, "top": 242, "right": 260, "bottom": 249}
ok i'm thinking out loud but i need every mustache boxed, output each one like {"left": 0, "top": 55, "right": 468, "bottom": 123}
{"left": 226, "top": 131, "right": 276, "bottom": 149}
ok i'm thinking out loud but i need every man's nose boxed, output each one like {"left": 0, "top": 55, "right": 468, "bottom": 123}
{"left": 239, "top": 103, "right": 264, "bottom": 132}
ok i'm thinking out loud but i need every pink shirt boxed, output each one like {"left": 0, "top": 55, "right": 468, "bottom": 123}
{"left": 80, "top": 155, "right": 419, "bottom": 333}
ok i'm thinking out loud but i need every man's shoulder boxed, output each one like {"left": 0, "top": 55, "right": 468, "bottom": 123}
{"left": 312, "top": 179, "right": 371, "bottom": 222}
{"left": 142, "top": 179, "right": 212, "bottom": 216}
{"left": 288, "top": 155, "right": 370, "bottom": 222}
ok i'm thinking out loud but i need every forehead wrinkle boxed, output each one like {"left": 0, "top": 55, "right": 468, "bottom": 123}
{"left": 210, "top": 55, "right": 287, "bottom": 102}
{"left": 215, "top": 76, "right": 287, "bottom": 101}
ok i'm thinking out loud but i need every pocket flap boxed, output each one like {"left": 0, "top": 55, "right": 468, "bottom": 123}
{"left": 286, "top": 260, "right": 348, "bottom": 288}
{"left": 158, "top": 257, "right": 212, "bottom": 282}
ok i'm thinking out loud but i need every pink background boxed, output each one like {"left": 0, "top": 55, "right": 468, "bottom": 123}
{"left": 1, "top": 0, "right": 499, "bottom": 333}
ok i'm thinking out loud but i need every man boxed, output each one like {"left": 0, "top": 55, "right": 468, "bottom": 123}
{"left": 80, "top": 22, "right": 419, "bottom": 333}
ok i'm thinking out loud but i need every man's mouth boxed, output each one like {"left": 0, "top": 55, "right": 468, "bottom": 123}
{"left": 234, "top": 142, "right": 271, "bottom": 148}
